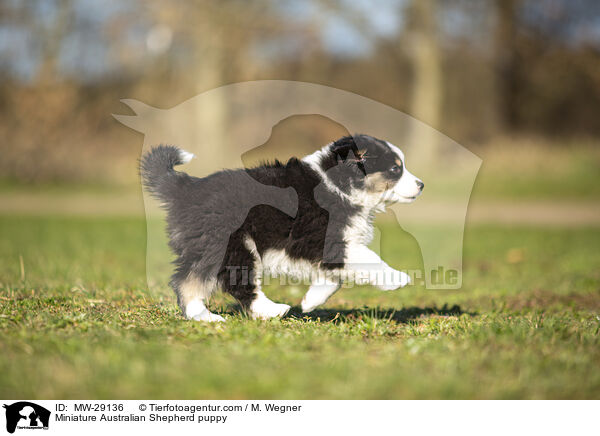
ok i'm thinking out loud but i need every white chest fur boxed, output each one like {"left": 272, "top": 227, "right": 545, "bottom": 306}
{"left": 343, "top": 208, "right": 375, "bottom": 246}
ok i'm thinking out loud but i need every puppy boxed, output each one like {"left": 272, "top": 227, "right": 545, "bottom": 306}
{"left": 140, "top": 134, "right": 423, "bottom": 322}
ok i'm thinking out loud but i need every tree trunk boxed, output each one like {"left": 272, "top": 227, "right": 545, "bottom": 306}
{"left": 408, "top": 0, "right": 442, "bottom": 161}
{"left": 495, "top": 0, "right": 520, "bottom": 131}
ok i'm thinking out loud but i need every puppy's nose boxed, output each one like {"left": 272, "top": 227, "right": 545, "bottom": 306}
{"left": 416, "top": 180, "right": 424, "bottom": 191}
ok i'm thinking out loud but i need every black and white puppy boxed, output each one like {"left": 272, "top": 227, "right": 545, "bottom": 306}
{"left": 140, "top": 134, "right": 423, "bottom": 322}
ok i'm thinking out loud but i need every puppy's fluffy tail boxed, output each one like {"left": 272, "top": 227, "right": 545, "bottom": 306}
{"left": 140, "top": 145, "right": 195, "bottom": 202}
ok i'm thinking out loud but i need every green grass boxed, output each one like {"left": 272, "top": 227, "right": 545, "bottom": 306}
{"left": 471, "top": 143, "right": 600, "bottom": 200}
{"left": 1, "top": 215, "right": 599, "bottom": 399}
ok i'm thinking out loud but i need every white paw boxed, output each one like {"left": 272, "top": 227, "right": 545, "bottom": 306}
{"left": 301, "top": 289, "right": 329, "bottom": 313}
{"left": 186, "top": 300, "right": 226, "bottom": 322}
{"left": 301, "top": 297, "right": 319, "bottom": 313}
{"left": 301, "top": 280, "right": 341, "bottom": 313}
{"left": 250, "top": 291, "right": 291, "bottom": 320}
{"left": 301, "top": 300, "right": 316, "bottom": 313}
{"left": 192, "top": 310, "right": 226, "bottom": 323}
{"left": 377, "top": 270, "right": 411, "bottom": 291}
{"left": 251, "top": 302, "right": 291, "bottom": 320}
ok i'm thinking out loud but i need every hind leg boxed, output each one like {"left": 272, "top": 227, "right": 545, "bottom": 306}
{"left": 185, "top": 298, "right": 226, "bottom": 322}
{"left": 249, "top": 290, "right": 291, "bottom": 320}
{"left": 174, "top": 275, "right": 225, "bottom": 322}
{"left": 219, "top": 237, "right": 290, "bottom": 320}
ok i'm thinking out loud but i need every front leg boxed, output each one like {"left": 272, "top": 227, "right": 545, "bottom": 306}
{"left": 345, "top": 245, "right": 411, "bottom": 291}
{"left": 301, "top": 278, "right": 341, "bottom": 313}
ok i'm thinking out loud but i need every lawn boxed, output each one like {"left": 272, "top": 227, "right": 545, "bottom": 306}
{"left": 0, "top": 215, "right": 599, "bottom": 399}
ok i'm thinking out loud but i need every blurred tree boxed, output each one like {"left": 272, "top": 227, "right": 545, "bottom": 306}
{"left": 407, "top": 0, "right": 442, "bottom": 159}
{"left": 494, "top": 0, "right": 520, "bottom": 131}
{"left": 36, "top": 0, "right": 74, "bottom": 84}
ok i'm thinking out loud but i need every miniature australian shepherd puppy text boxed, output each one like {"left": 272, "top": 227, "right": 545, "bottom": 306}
{"left": 140, "top": 134, "right": 424, "bottom": 322}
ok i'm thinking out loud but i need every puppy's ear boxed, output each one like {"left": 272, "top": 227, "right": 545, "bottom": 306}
{"left": 330, "top": 141, "right": 367, "bottom": 175}
{"left": 330, "top": 141, "right": 355, "bottom": 161}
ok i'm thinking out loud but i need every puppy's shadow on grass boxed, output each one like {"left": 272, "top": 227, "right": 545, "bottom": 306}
{"left": 221, "top": 303, "right": 472, "bottom": 323}
{"left": 287, "top": 304, "right": 472, "bottom": 324}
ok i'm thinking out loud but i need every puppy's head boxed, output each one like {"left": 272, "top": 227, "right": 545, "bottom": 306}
{"left": 315, "top": 134, "right": 424, "bottom": 207}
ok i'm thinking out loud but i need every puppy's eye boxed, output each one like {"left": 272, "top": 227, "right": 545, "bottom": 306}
{"left": 389, "top": 165, "right": 402, "bottom": 174}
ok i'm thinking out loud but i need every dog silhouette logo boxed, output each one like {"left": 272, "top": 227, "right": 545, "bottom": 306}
{"left": 115, "top": 81, "right": 481, "bottom": 293}
{"left": 3, "top": 402, "right": 50, "bottom": 433}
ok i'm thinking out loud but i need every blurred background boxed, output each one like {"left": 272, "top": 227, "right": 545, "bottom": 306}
{"left": 0, "top": 0, "right": 599, "bottom": 216}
